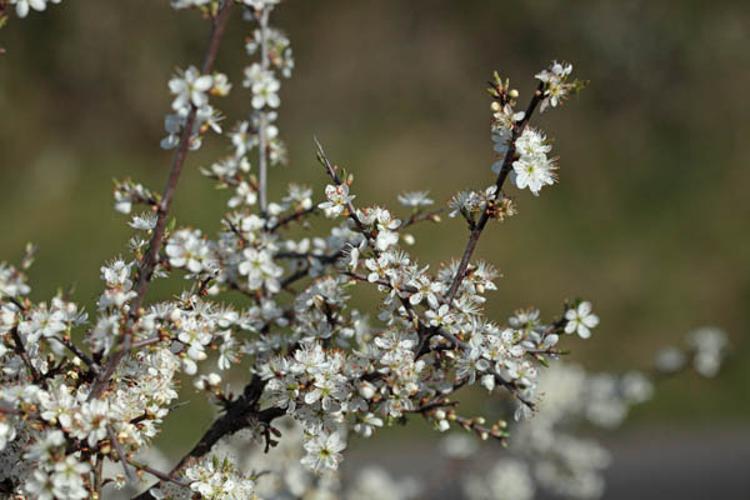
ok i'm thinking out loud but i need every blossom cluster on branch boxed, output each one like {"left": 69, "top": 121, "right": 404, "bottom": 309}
{"left": 0, "top": 1, "right": 729, "bottom": 499}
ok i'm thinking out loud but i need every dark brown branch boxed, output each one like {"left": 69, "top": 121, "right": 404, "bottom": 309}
{"left": 132, "top": 375, "right": 285, "bottom": 499}
{"left": 89, "top": 0, "right": 234, "bottom": 401}
{"left": 445, "top": 83, "right": 544, "bottom": 303}
{"left": 50, "top": 336, "right": 99, "bottom": 375}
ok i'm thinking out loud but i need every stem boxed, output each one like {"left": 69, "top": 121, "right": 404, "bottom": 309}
{"left": 93, "top": 454, "right": 104, "bottom": 498}
{"left": 51, "top": 336, "right": 99, "bottom": 374}
{"left": 127, "top": 459, "right": 189, "bottom": 488}
{"left": 314, "top": 137, "right": 369, "bottom": 234}
{"left": 88, "top": 0, "right": 234, "bottom": 401}
{"left": 445, "top": 83, "right": 544, "bottom": 303}
{"left": 108, "top": 425, "right": 136, "bottom": 486}
{"left": 268, "top": 205, "right": 318, "bottom": 232}
{"left": 0, "top": 401, "right": 20, "bottom": 415}
{"left": 257, "top": 7, "right": 271, "bottom": 213}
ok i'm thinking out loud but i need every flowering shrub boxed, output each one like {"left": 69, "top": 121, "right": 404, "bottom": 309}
{"left": 0, "top": 1, "right": 728, "bottom": 499}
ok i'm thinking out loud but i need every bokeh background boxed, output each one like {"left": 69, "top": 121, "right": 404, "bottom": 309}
{"left": 1, "top": 0, "right": 748, "bottom": 497}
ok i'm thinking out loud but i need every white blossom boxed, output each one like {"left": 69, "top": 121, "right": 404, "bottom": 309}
{"left": 564, "top": 301, "right": 599, "bottom": 339}
{"left": 319, "top": 184, "right": 354, "bottom": 218}
{"left": 169, "top": 66, "right": 214, "bottom": 112}
{"left": 397, "top": 191, "right": 433, "bottom": 208}
{"left": 511, "top": 153, "right": 556, "bottom": 196}
{"left": 535, "top": 61, "right": 576, "bottom": 112}
{"left": 244, "top": 63, "right": 281, "bottom": 109}
{"left": 301, "top": 431, "right": 346, "bottom": 472}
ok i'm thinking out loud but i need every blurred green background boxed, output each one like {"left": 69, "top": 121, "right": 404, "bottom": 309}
{"left": 1, "top": 0, "right": 748, "bottom": 455}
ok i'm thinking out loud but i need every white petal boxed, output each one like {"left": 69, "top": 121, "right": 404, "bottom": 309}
{"left": 583, "top": 314, "right": 599, "bottom": 328}
{"left": 577, "top": 325, "right": 591, "bottom": 339}
{"left": 29, "top": 0, "right": 46, "bottom": 12}
{"left": 194, "top": 75, "right": 214, "bottom": 91}
{"left": 578, "top": 301, "right": 592, "bottom": 316}
{"left": 16, "top": 2, "right": 30, "bottom": 17}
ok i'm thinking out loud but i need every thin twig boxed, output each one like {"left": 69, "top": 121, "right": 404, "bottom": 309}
{"left": 108, "top": 424, "right": 137, "bottom": 486}
{"left": 257, "top": 7, "right": 271, "bottom": 213}
{"left": 93, "top": 453, "right": 104, "bottom": 498}
{"left": 268, "top": 205, "right": 318, "bottom": 232}
{"left": 127, "top": 459, "right": 190, "bottom": 488}
{"left": 314, "top": 137, "right": 369, "bottom": 234}
{"left": 130, "top": 336, "right": 163, "bottom": 350}
{"left": 445, "top": 83, "right": 544, "bottom": 303}
{"left": 0, "top": 401, "right": 20, "bottom": 415}
{"left": 50, "top": 336, "right": 99, "bottom": 375}
{"left": 401, "top": 208, "right": 444, "bottom": 229}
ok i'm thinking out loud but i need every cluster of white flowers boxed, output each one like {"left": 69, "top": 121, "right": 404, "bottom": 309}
{"left": 686, "top": 326, "right": 728, "bottom": 377}
{"left": 487, "top": 64, "right": 583, "bottom": 197}
{"left": 464, "top": 459, "right": 535, "bottom": 500}
{"left": 448, "top": 185, "right": 509, "bottom": 222}
{"left": 0, "top": 1, "right": 729, "bottom": 500}
{"left": 450, "top": 325, "right": 726, "bottom": 500}
{"left": 184, "top": 457, "right": 256, "bottom": 499}
{"left": 509, "top": 127, "right": 556, "bottom": 196}
{"left": 655, "top": 326, "right": 729, "bottom": 378}
{"left": 161, "top": 66, "right": 230, "bottom": 151}
{"left": 535, "top": 60, "right": 578, "bottom": 112}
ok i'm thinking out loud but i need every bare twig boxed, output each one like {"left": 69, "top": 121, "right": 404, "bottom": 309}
{"left": 314, "top": 137, "right": 369, "bottom": 234}
{"left": 401, "top": 208, "right": 444, "bottom": 229}
{"left": 268, "top": 205, "right": 318, "bottom": 232}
